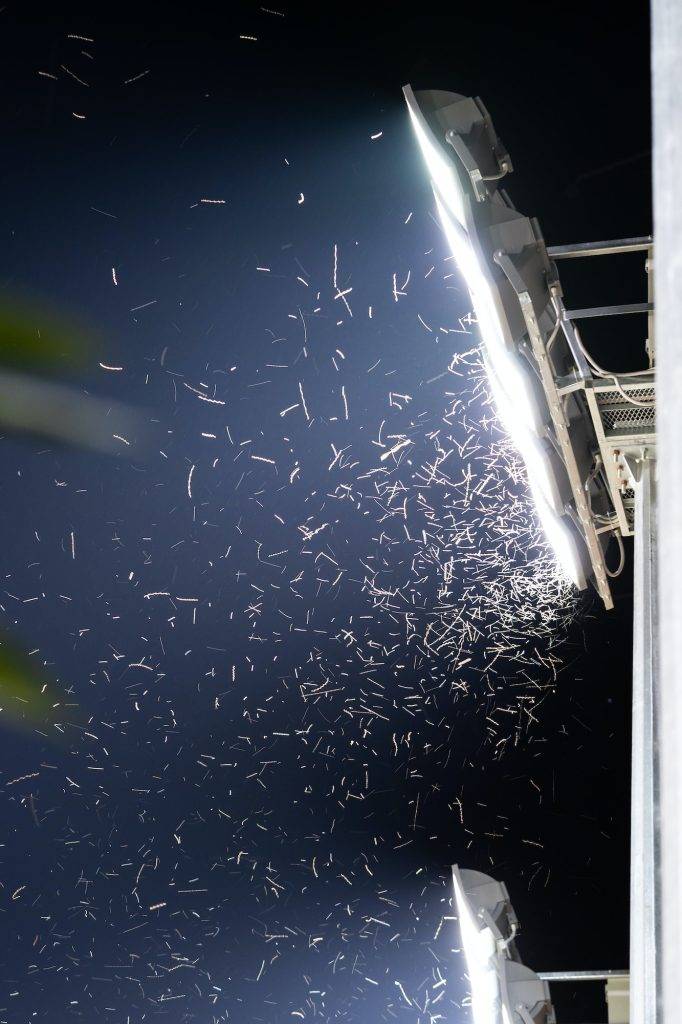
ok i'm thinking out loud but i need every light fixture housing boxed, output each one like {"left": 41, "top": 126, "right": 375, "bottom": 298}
{"left": 453, "top": 866, "right": 556, "bottom": 1024}
{"left": 405, "top": 83, "right": 617, "bottom": 607}
{"left": 501, "top": 961, "right": 556, "bottom": 1024}
{"left": 404, "top": 86, "right": 472, "bottom": 228}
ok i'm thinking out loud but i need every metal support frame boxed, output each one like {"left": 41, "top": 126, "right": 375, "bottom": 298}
{"left": 629, "top": 454, "right": 659, "bottom": 1024}
{"left": 645, "top": 253, "right": 655, "bottom": 367}
{"left": 538, "top": 971, "right": 629, "bottom": 982}
{"left": 537, "top": 970, "right": 630, "bottom": 1024}
{"left": 564, "top": 302, "right": 653, "bottom": 321}
{"left": 548, "top": 237, "right": 653, "bottom": 259}
{"left": 515, "top": 236, "right": 660, "bottom": 1022}
{"left": 494, "top": 234, "right": 656, "bottom": 606}
{"left": 582, "top": 378, "right": 656, "bottom": 539}
{"left": 558, "top": 235, "right": 655, "bottom": 545}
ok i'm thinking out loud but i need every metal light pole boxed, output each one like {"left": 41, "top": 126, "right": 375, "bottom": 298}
{"left": 629, "top": 454, "right": 658, "bottom": 1024}
{"left": 652, "top": 2, "right": 682, "bottom": 1023}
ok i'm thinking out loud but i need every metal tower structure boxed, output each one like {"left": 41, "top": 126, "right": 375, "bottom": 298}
{"left": 404, "top": 84, "right": 659, "bottom": 1024}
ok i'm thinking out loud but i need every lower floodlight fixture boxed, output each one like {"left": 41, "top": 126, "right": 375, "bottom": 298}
{"left": 452, "top": 866, "right": 556, "bottom": 1024}
{"left": 501, "top": 962, "right": 556, "bottom": 1024}
{"left": 530, "top": 490, "right": 589, "bottom": 591}
{"left": 405, "top": 84, "right": 656, "bottom": 611}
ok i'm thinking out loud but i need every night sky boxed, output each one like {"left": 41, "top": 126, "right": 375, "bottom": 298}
{"left": 0, "top": 3, "right": 650, "bottom": 1022}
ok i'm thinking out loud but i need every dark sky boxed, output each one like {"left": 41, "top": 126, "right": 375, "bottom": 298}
{"left": 0, "top": 3, "right": 650, "bottom": 1022}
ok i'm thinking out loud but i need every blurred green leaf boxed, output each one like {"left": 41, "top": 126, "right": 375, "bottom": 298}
{"left": 0, "top": 638, "right": 67, "bottom": 733}
{"left": 0, "top": 368, "right": 146, "bottom": 454}
{"left": 0, "top": 296, "right": 93, "bottom": 373}
{"left": 0, "top": 295, "right": 146, "bottom": 737}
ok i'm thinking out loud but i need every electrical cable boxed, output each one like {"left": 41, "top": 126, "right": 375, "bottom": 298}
{"left": 481, "top": 162, "right": 510, "bottom": 182}
{"left": 554, "top": 296, "right": 652, "bottom": 383}
{"left": 605, "top": 528, "right": 626, "bottom": 578}
{"left": 583, "top": 456, "right": 620, "bottom": 527}
{"left": 612, "top": 379, "right": 656, "bottom": 407}
{"left": 567, "top": 321, "right": 656, "bottom": 404}
{"left": 583, "top": 455, "right": 602, "bottom": 518}
{"left": 557, "top": 315, "right": 655, "bottom": 403}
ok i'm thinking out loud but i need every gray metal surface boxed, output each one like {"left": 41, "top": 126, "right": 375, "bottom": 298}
{"left": 563, "top": 302, "right": 653, "bottom": 320}
{"left": 583, "top": 379, "right": 656, "bottom": 538}
{"left": 630, "top": 456, "right": 659, "bottom": 1024}
{"left": 538, "top": 970, "right": 629, "bottom": 982}
{"left": 646, "top": 251, "right": 655, "bottom": 366}
{"left": 548, "top": 237, "right": 653, "bottom": 259}
{"left": 652, "top": 1, "right": 682, "bottom": 1021}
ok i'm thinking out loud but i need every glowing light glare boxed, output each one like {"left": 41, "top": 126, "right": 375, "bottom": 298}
{"left": 486, "top": 357, "right": 564, "bottom": 515}
{"left": 486, "top": 357, "right": 585, "bottom": 587}
{"left": 484, "top": 350, "right": 545, "bottom": 438}
{"left": 523, "top": 443, "right": 564, "bottom": 516}
{"left": 532, "top": 488, "right": 587, "bottom": 589}
{"left": 405, "top": 92, "right": 468, "bottom": 228}
{"left": 425, "top": 136, "right": 588, "bottom": 596}
{"left": 434, "top": 193, "right": 508, "bottom": 364}
{"left": 453, "top": 870, "right": 502, "bottom": 1024}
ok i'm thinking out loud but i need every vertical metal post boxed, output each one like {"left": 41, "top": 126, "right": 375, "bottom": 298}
{"left": 652, "top": 2, "right": 682, "bottom": 1022}
{"left": 630, "top": 456, "right": 658, "bottom": 1024}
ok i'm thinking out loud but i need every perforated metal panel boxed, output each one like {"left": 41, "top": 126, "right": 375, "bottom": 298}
{"left": 584, "top": 379, "right": 656, "bottom": 538}
{"left": 597, "top": 387, "right": 656, "bottom": 434}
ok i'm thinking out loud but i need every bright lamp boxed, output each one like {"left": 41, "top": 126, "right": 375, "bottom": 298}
{"left": 483, "top": 347, "right": 546, "bottom": 438}
{"left": 406, "top": 88, "right": 595, "bottom": 597}
{"left": 453, "top": 867, "right": 504, "bottom": 1024}
{"left": 434, "top": 191, "right": 578, "bottom": 575}
{"left": 453, "top": 866, "right": 556, "bottom": 1024}
{"left": 531, "top": 489, "right": 587, "bottom": 589}
{"left": 404, "top": 85, "right": 469, "bottom": 228}
{"left": 433, "top": 192, "right": 510, "bottom": 367}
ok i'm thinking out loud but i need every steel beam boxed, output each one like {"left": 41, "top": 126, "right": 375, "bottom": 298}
{"left": 547, "top": 237, "right": 653, "bottom": 259}
{"left": 563, "top": 302, "right": 653, "bottom": 320}
{"left": 538, "top": 970, "right": 629, "bottom": 982}
{"left": 652, "top": 3, "right": 682, "bottom": 1022}
{"left": 630, "top": 455, "right": 659, "bottom": 1024}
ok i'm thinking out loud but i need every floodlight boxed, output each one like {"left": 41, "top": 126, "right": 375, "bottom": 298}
{"left": 404, "top": 85, "right": 471, "bottom": 227}
{"left": 452, "top": 867, "right": 518, "bottom": 946}
{"left": 453, "top": 867, "right": 507, "bottom": 1024}
{"left": 403, "top": 85, "right": 512, "bottom": 211}
{"left": 433, "top": 179, "right": 585, "bottom": 586}
{"left": 500, "top": 961, "right": 555, "bottom": 1024}
{"left": 404, "top": 84, "right": 621, "bottom": 604}
{"left": 486, "top": 360, "right": 565, "bottom": 512}
{"left": 483, "top": 345, "right": 583, "bottom": 593}
{"left": 523, "top": 441, "right": 569, "bottom": 518}
{"left": 530, "top": 489, "right": 588, "bottom": 590}
{"left": 434, "top": 192, "right": 511, "bottom": 366}
{"left": 452, "top": 866, "right": 556, "bottom": 1024}
{"left": 482, "top": 348, "right": 547, "bottom": 438}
